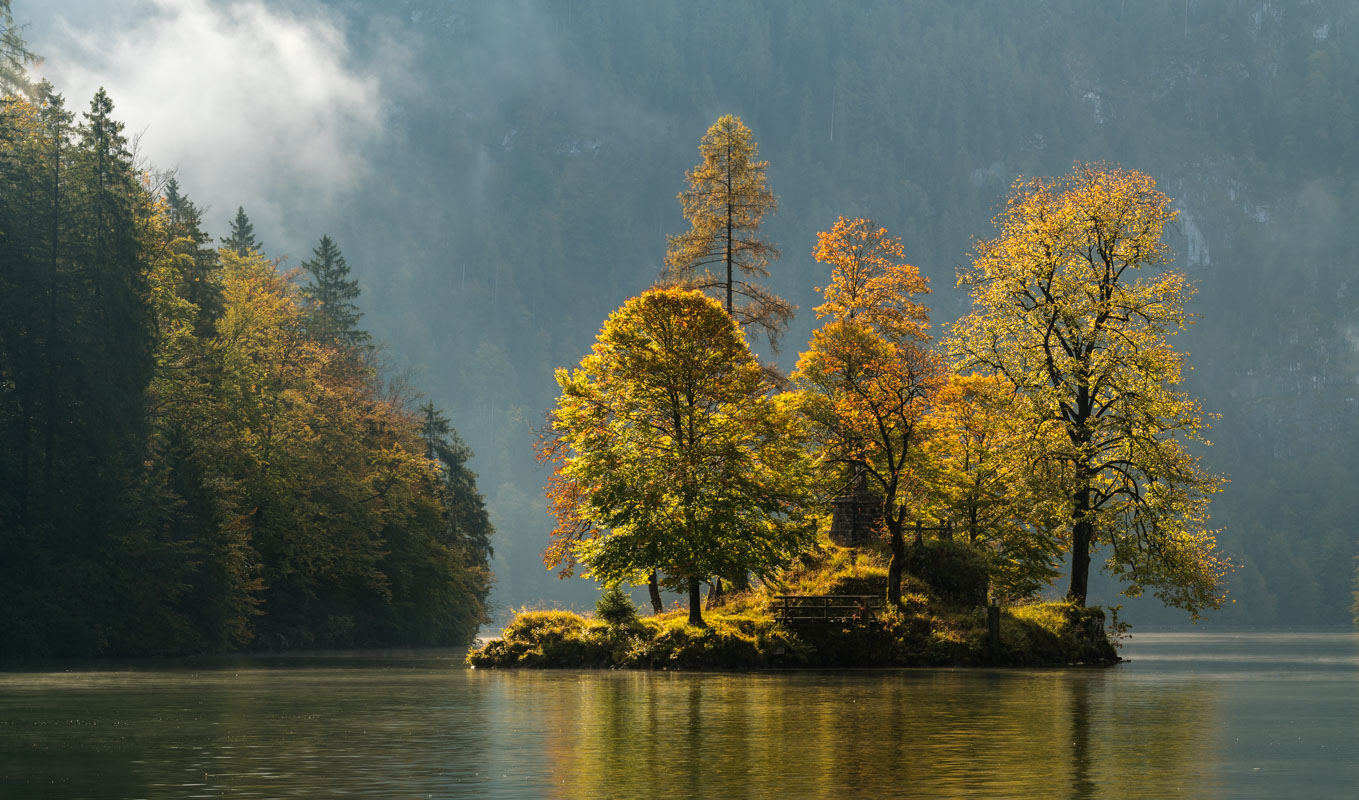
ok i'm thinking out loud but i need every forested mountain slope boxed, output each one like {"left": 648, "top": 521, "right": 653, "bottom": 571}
{"left": 313, "top": 0, "right": 1357, "bottom": 626}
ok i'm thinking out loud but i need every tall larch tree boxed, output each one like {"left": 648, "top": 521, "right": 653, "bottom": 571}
{"left": 662, "top": 115, "right": 793, "bottom": 351}
{"left": 792, "top": 217, "right": 939, "bottom": 605}
{"left": 950, "top": 164, "right": 1229, "bottom": 616}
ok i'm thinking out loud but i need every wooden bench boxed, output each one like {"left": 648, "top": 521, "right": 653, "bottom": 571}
{"left": 771, "top": 595, "right": 883, "bottom": 626}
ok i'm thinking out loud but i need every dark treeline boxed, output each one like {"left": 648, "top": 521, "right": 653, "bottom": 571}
{"left": 0, "top": 74, "right": 492, "bottom": 656}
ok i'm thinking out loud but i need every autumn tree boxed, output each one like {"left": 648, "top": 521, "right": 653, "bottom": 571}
{"left": 0, "top": 81, "right": 492, "bottom": 656}
{"left": 792, "top": 217, "right": 939, "bottom": 605}
{"left": 546, "top": 288, "right": 813, "bottom": 626}
{"left": 951, "top": 164, "right": 1228, "bottom": 616}
{"left": 922, "top": 373, "right": 1062, "bottom": 600}
{"left": 662, "top": 115, "right": 793, "bottom": 350}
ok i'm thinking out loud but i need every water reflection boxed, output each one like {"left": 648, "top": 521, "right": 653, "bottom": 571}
{"left": 0, "top": 654, "right": 504, "bottom": 798}
{"left": 525, "top": 669, "right": 1220, "bottom": 799}
{"left": 4, "top": 634, "right": 1356, "bottom": 798}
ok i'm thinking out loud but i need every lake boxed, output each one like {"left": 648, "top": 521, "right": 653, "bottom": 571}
{"left": 1, "top": 632, "right": 1355, "bottom": 798}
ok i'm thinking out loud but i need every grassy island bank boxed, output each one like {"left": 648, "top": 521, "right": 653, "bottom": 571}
{"left": 468, "top": 546, "right": 1119, "bottom": 670}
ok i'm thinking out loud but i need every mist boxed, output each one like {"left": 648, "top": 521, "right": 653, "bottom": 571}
{"left": 11, "top": 0, "right": 1359, "bottom": 628}
{"left": 26, "top": 0, "right": 401, "bottom": 251}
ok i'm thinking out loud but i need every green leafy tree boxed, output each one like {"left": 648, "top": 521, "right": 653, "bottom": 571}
{"left": 950, "top": 164, "right": 1229, "bottom": 616}
{"left": 547, "top": 288, "right": 813, "bottom": 626}
{"left": 662, "top": 115, "right": 793, "bottom": 351}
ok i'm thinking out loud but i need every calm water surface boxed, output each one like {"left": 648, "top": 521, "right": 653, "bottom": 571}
{"left": 1, "top": 632, "right": 1356, "bottom": 798}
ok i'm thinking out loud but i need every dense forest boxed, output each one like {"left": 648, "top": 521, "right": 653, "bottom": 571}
{"left": 0, "top": 6, "right": 493, "bottom": 656}
{"left": 15, "top": 0, "right": 1359, "bottom": 628}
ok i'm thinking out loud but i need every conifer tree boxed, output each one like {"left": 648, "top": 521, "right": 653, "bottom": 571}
{"left": 421, "top": 401, "right": 494, "bottom": 566}
{"left": 0, "top": 0, "right": 39, "bottom": 96}
{"left": 662, "top": 115, "right": 793, "bottom": 351}
{"left": 163, "top": 177, "right": 221, "bottom": 333}
{"left": 221, "top": 206, "right": 260, "bottom": 256}
{"left": 300, "top": 234, "right": 370, "bottom": 350}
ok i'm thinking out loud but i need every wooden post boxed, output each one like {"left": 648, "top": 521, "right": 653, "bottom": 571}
{"left": 914, "top": 520, "right": 923, "bottom": 546}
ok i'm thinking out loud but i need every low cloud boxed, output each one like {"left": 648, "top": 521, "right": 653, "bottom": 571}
{"left": 27, "top": 0, "right": 399, "bottom": 249}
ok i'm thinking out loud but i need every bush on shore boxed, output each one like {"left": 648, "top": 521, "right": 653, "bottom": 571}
{"left": 467, "top": 596, "right": 1118, "bottom": 670}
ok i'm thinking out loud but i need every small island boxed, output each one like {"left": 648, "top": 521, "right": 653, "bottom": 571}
{"left": 473, "top": 120, "right": 1224, "bottom": 671}
{"left": 468, "top": 539, "right": 1119, "bottom": 670}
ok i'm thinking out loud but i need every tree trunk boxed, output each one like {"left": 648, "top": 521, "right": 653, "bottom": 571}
{"left": 725, "top": 142, "right": 734, "bottom": 316}
{"left": 887, "top": 522, "right": 906, "bottom": 606}
{"left": 1067, "top": 487, "right": 1093, "bottom": 607}
{"left": 706, "top": 576, "right": 724, "bottom": 609}
{"left": 687, "top": 577, "right": 705, "bottom": 627}
{"left": 42, "top": 134, "right": 60, "bottom": 499}
{"left": 648, "top": 570, "right": 663, "bottom": 613}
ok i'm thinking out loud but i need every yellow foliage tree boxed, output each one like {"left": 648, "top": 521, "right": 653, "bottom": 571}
{"left": 950, "top": 164, "right": 1229, "bottom": 616}
{"left": 662, "top": 115, "right": 794, "bottom": 350}
{"left": 544, "top": 288, "right": 813, "bottom": 626}
{"left": 922, "top": 373, "right": 1062, "bottom": 600}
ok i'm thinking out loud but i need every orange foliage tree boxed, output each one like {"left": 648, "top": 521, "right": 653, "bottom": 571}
{"left": 792, "top": 218, "right": 940, "bottom": 604}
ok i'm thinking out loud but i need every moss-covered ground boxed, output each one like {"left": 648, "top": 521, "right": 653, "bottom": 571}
{"left": 467, "top": 544, "right": 1120, "bottom": 670}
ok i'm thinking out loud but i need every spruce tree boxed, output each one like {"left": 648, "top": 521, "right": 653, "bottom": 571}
{"left": 220, "top": 206, "right": 259, "bottom": 256}
{"left": 163, "top": 177, "right": 221, "bottom": 332}
{"left": 300, "top": 234, "right": 369, "bottom": 350}
{"left": 420, "top": 401, "right": 494, "bottom": 566}
{"left": 0, "top": 0, "right": 39, "bottom": 96}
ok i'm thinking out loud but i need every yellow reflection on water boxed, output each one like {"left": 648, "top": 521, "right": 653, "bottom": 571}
{"left": 526, "top": 669, "right": 1220, "bottom": 799}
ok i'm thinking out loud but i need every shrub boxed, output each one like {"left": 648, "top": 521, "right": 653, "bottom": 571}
{"left": 902, "top": 539, "right": 990, "bottom": 606}
{"left": 1003, "top": 601, "right": 1119, "bottom": 665}
{"left": 595, "top": 584, "right": 639, "bottom": 626}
